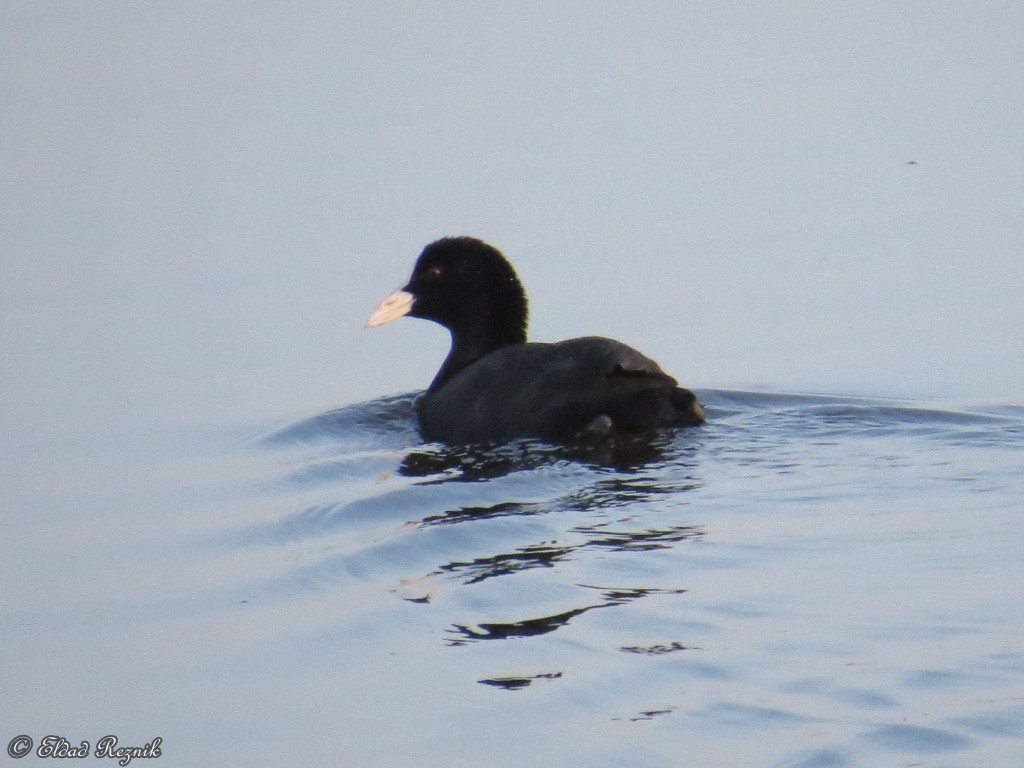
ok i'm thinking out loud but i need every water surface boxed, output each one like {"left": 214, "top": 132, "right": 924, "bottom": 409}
{"left": 119, "top": 390, "right": 1024, "bottom": 765}
{"left": 3, "top": 4, "right": 1024, "bottom": 766}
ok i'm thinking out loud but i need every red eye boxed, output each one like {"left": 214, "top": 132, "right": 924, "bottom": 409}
{"left": 425, "top": 265, "right": 442, "bottom": 279}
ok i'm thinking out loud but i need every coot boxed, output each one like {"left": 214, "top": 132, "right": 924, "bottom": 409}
{"left": 367, "top": 237, "right": 704, "bottom": 444}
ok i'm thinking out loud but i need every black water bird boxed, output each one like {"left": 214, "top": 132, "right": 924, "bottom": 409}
{"left": 367, "top": 237, "right": 704, "bottom": 444}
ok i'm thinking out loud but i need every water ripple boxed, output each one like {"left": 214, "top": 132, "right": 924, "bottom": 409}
{"left": 222, "top": 387, "right": 1024, "bottom": 765}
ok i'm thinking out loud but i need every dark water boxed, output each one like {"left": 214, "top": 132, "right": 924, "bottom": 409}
{"left": 170, "top": 389, "right": 1024, "bottom": 766}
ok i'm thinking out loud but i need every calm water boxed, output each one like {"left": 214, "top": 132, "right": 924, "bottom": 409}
{"left": 12, "top": 389, "right": 1020, "bottom": 766}
{"left": 239, "top": 389, "right": 1024, "bottom": 767}
{"left": 4, "top": 4, "right": 1024, "bottom": 767}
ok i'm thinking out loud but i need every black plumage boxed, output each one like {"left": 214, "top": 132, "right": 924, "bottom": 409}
{"left": 367, "top": 237, "right": 704, "bottom": 444}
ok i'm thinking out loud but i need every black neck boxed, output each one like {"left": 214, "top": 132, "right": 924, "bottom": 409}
{"left": 428, "top": 322, "right": 525, "bottom": 392}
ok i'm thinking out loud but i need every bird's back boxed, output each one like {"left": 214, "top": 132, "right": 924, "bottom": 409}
{"left": 416, "top": 336, "right": 703, "bottom": 444}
